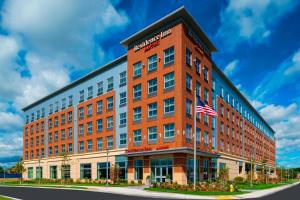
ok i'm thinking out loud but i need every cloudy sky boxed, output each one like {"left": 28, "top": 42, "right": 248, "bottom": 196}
{"left": 0, "top": 0, "right": 299, "bottom": 168}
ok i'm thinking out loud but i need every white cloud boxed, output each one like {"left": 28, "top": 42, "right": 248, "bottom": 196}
{"left": 0, "top": 133, "right": 23, "bottom": 159}
{"left": 217, "top": 0, "right": 299, "bottom": 49}
{"left": 284, "top": 48, "right": 300, "bottom": 75}
{"left": 250, "top": 100, "right": 265, "bottom": 110}
{"left": 0, "top": 112, "right": 23, "bottom": 131}
{"left": 224, "top": 59, "right": 239, "bottom": 77}
{"left": 259, "top": 103, "right": 297, "bottom": 124}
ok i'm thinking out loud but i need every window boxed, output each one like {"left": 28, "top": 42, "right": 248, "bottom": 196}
{"left": 79, "top": 90, "right": 84, "bottom": 102}
{"left": 55, "top": 101, "right": 59, "bottom": 112}
{"left": 97, "top": 162, "right": 110, "bottom": 179}
{"left": 107, "top": 97, "right": 113, "bottom": 110}
{"left": 107, "top": 136, "right": 113, "bottom": 149}
{"left": 28, "top": 167, "right": 33, "bottom": 179}
{"left": 133, "top": 61, "right": 142, "bottom": 77}
{"left": 87, "top": 86, "right": 93, "bottom": 99}
{"left": 61, "top": 98, "right": 66, "bottom": 109}
{"left": 186, "top": 124, "right": 192, "bottom": 139}
{"left": 97, "top": 119, "right": 103, "bottom": 132}
{"left": 50, "top": 166, "right": 57, "bottom": 179}
{"left": 87, "top": 104, "right": 92, "bottom": 116}
{"left": 61, "top": 114, "right": 65, "bottom": 125}
{"left": 68, "top": 127, "right": 72, "bottom": 138}
{"left": 54, "top": 117, "right": 58, "bottom": 127}
{"left": 107, "top": 77, "right": 114, "bottom": 92}
{"left": 221, "top": 87, "right": 224, "bottom": 98}
{"left": 164, "top": 98, "right": 174, "bottom": 114}
{"left": 107, "top": 116, "right": 113, "bottom": 129}
{"left": 164, "top": 72, "right": 174, "bottom": 89}
{"left": 54, "top": 145, "right": 58, "bottom": 156}
{"left": 186, "top": 99, "right": 192, "bottom": 116}
{"left": 133, "top": 107, "right": 142, "bottom": 121}
{"left": 61, "top": 129, "right": 65, "bottom": 140}
{"left": 133, "top": 129, "right": 142, "bottom": 143}
{"left": 204, "top": 88, "right": 209, "bottom": 103}
{"left": 164, "top": 123, "right": 175, "bottom": 138}
{"left": 119, "top": 92, "right": 126, "bottom": 106}
{"left": 148, "top": 54, "right": 157, "bottom": 72}
{"left": 186, "top": 73, "right": 192, "bottom": 90}
{"left": 120, "top": 133, "right": 127, "bottom": 146}
{"left": 196, "top": 81, "right": 201, "bottom": 97}
{"left": 26, "top": 115, "right": 29, "bottom": 124}
{"left": 133, "top": 84, "right": 142, "bottom": 99}
{"left": 68, "top": 143, "right": 72, "bottom": 153}
{"left": 196, "top": 128, "right": 200, "bottom": 142}
{"left": 68, "top": 95, "right": 73, "bottom": 106}
{"left": 186, "top": 48, "right": 191, "bottom": 66}
{"left": 220, "top": 122, "right": 224, "bottom": 133}
{"left": 97, "top": 138, "right": 103, "bottom": 150}
{"left": 120, "top": 112, "right": 126, "bottom": 126}
{"left": 97, "top": 100, "right": 103, "bottom": 113}
{"left": 87, "top": 122, "right": 93, "bottom": 135}
{"left": 49, "top": 104, "right": 53, "bottom": 114}
{"left": 204, "top": 131, "right": 209, "bottom": 146}
{"left": 119, "top": 71, "right": 126, "bottom": 87}
{"left": 87, "top": 140, "right": 92, "bottom": 152}
{"left": 79, "top": 124, "right": 84, "bottom": 136}
{"left": 148, "top": 103, "right": 157, "bottom": 118}
{"left": 195, "top": 58, "right": 200, "bottom": 74}
{"left": 37, "top": 110, "right": 40, "bottom": 119}
{"left": 203, "top": 66, "right": 208, "bottom": 81}
{"left": 79, "top": 141, "right": 84, "bottom": 152}
{"left": 31, "top": 113, "right": 34, "bottom": 122}
{"left": 97, "top": 81, "right": 103, "bottom": 95}
{"left": 148, "top": 78, "right": 157, "bottom": 94}
{"left": 80, "top": 163, "right": 91, "bottom": 179}
{"left": 36, "top": 167, "right": 43, "bottom": 179}
{"left": 148, "top": 126, "right": 157, "bottom": 141}
{"left": 79, "top": 107, "right": 84, "bottom": 119}
{"left": 134, "top": 160, "right": 143, "bottom": 180}
{"left": 164, "top": 46, "right": 174, "bottom": 65}
{"left": 68, "top": 111, "right": 72, "bottom": 122}
{"left": 61, "top": 144, "right": 66, "bottom": 153}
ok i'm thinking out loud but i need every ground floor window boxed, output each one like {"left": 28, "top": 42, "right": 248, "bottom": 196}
{"left": 36, "top": 167, "right": 43, "bottom": 179}
{"left": 50, "top": 166, "right": 57, "bottom": 179}
{"left": 219, "top": 162, "right": 226, "bottom": 170}
{"left": 116, "top": 161, "right": 127, "bottom": 180}
{"left": 28, "top": 167, "right": 33, "bottom": 179}
{"left": 61, "top": 165, "right": 70, "bottom": 179}
{"left": 187, "top": 158, "right": 199, "bottom": 183}
{"left": 80, "top": 163, "right": 91, "bottom": 179}
{"left": 203, "top": 160, "right": 209, "bottom": 180}
{"left": 239, "top": 161, "right": 243, "bottom": 174}
{"left": 97, "top": 162, "right": 110, "bottom": 179}
{"left": 134, "top": 160, "right": 143, "bottom": 180}
{"left": 150, "top": 158, "right": 173, "bottom": 183}
{"left": 211, "top": 158, "right": 217, "bottom": 179}
{"left": 245, "top": 162, "right": 251, "bottom": 173}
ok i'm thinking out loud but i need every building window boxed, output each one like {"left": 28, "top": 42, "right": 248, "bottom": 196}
{"left": 61, "top": 144, "right": 66, "bottom": 153}
{"left": 97, "top": 100, "right": 103, "bottom": 113}
{"left": 79, "top": 90, "right": 84, "bottom": 102}
{"left": 164, "top": 97, "right": 174, "bottom": 114}
{"left": 107, "top": 116, "right": 113, "bottom": 129}
{"left": 186, "top": 73, "right": 192, "bottom": 91}
{"left": 133, "top": 129, "right": 142, "bottom": 143}
{"left": 134, "top": 160, "right": 143, "bottom": 180}
{"left": 97, "top": 162, "right": 110, "bottom": 179}
{"left": 55, "top": 101, "right": 59, "bottom": 112}
{"left": 164, "top": 72, "right": 174, "bottom": 89}
{"left": 204, "top": 88, "right": 209, "bottom": 103}
{"left": 54, "top": 146, "right": 58, "bottom": 156}
{"left": 49, "top": 104, "right": 53, "bottom": 114}
{"left": 61, "top": 114, "right": 65, "bottom": 125}
{"left": 186, "top": 124, "right": 192, "bottom": 139}
{"left": 186, "top": 48, "right": 191, "bottom": 66}
{"left": 186, "top": 98, "right": 192, "bottom": 116}
{"left": 148, "top": 78, "right": 157, "bottom": 95}
{"left": 68, "top": 95, "right": 73, "bottom": 106}
{"left": 164, "top": 123, "right": 175, "bottom": 138}
{"left": 54, "top": 131, "right": 58, "bottom": 141}
{"left": 97, "top": 138, "right": 103, "bottom": 150}
{"left": 148, "top": 54, "right": 157, "bottom": 72}
{"left": 68, "top": 128, "right": 72, "bottom": 139}
{"left": 107, "top": 77, "right": 114, "bottom": 92}
{"left": 28, "top": 167, "right": 33, "bottom": 179}
{"left": 79, "top": 107, "right": 84, "bottom": 119}
{"left": 54, "top": 117, "right": 58, "bottom": 127}
{"left": 79, "top": 141, "right": 84, "bottom": 152}
{"left": 107, "top": 136, "right": 113, "bottom": 149}
{"left": 87, "top": 86, "right": 93, "bottom": 99}
{"left": 133, "top": 84, "right": 142, "bottom": 99}
{"left": 148, "top": 126, "right": 157, "bottom": 141}
{"left": 120, "top": 92, "right": 126, "bottom": 106}
{"left": 212, "top": 79, "right": 215, "bottom": 91}
{"left": 133, "top": 61, "right": 142, "bottom": 77}
{"left": 61, "top": 129, "right": 65, "bottom": 140}
{"left": 221, "top": 87, "right": 224, "bottom": 98}
{"left": 68, "top": 143, "right": 72, "bottom": 153}
{"left": 80, "top": 163, "right": 91, "bottom": 179}
{"left": 68, "top": 111, "right": 72, "bottom": 122}
{"left": 97, "top": 119, "right": 103, "bottom": 132}
{"left": 79, "top": 124, "right": 84, "bottom": 136}
{"left": 120, "top": 112, "right": 127, "bottom": 126}
{"left": 148, "top": 102, "right": 157, "bottom": 118}
{"left": 87, "top": 104, "right": 92, "bottom": 116}
{"left": 195, "top": 58, "right": 200, "bottom": 74}
{"left": 37, "top": 110, "right": 40, "bottom": 119}
{"left": 196, "top": 81, "right": 201, "bottom": 97}
{"left": 26, "top": 115, "right": 29, "bottom": 124}
{"left": 97, "top": 81, "right": 103, "bottom": 95}
{"left": 36, "top": 167, "right": 43, "bottom": 179}
{"left": 119, "top": 71, "right": 127, "bottom": 87}
{"left": 204, "top": 131, "right": 209, "bottom": 146}
{"left": 133, "top": 107, "right": 142, "bottom": 121}
{"left": 87, "top": 122, "right": 93, "bottom": 135}
{"left": 196, "top": 128, "right": 200, "bottom": 142}
{"left": 164, "top": 46, "right": 174, "bottom": 65}
{"left": 203, "top": 66, "right": 208, "bottom": 81}
{"left": 120, "top": 133, "right": 127, "bottom": 146}
{"left": 106, "top": 97, "right": 113, "bottom": 110}
{"left": 87, "top": 140, "right": 93, "bottom": 152}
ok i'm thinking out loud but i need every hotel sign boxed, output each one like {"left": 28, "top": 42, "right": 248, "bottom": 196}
{"left": 134, "top": 28, "right": 172, "bottom": 52}
{"left": 126, "top": 145, "right": 169, "bottom": 153}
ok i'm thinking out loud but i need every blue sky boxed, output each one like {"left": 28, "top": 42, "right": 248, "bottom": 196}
{"left": 0, "top": 0, "right": 300, "bottom": 168}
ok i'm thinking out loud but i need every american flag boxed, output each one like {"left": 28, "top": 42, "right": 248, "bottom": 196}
{"left": 196, "top": 98, "right": 218, "bottom": 116}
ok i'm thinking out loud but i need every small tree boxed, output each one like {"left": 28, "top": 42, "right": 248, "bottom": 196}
{"left": 219, "top": 167, "right": 229, "bottom": 186}
{"left": 11, "top": 158, "right": 26, "bottom": 184}
{"left": 260, "top": 158, "right": 268, "bottom": 183}
{"left": 109, "top": 163, "right": 119, "bottom": 184}
{"left": 59, "top": 151, "right": 70, "bottom": 184}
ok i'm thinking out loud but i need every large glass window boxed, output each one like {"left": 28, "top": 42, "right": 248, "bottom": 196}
{"left": 87, "top": 86, "right": 93, "bottom": 99}
{"left": 87, "top": 104, "right": 92, "bottom": 116}
{"left": 164, "top": 98, "right": 174, "bottom": 114}
{"left": 148, "top": 54, "right": 157, "bottom": 72}
{"left": 97, "top": 119, "right": 103, "bottom": 132}
{"left": 186, "top": 98, "right": 192, "bottom": 116}
{"left": 148, "top": 102, "right": 157, "bottom": 118}
{"left": 61, "top": 165, "right": 70, "bottom": 179}
{"left": 133, "top": 84, "right": 142, "bottom": 99}
{"left": 120, "top": 112, "right": 127, "bottom": 126}
{"left": 133, "top": 107, "right": 142, "bottom": 121}
{"left": 36, "top": 167, "right": 43, "bottom": 179}
{"left": 87, "top": 140, "right": 92, "bottom": 152}
{"left": 120, "top": 92, "right": 127, "bottom": 106}
{"left": 87, "top": 122, "right": 92, "bottom": 135}
{"left": 79, "top": 90, "right": 84, "bottom": 102}
{"left": 148, "top": 126, "right": 157, "bottom": 141}
{"left": 195, "top": 58, "right": 200, "bottom": 74}
{"left": 107, "top": 117, "right": 113, "bottom": 129}
{"left": 134, "top": 160, "right": 143, "bottom": 180}
{"left": 164, "top": 123, "right": 174, "bottom": 138}
{"left": 187, "top": 159, "right": 199, "bottom": 183}
{"left": 97, "top": 162, "right": 110, "bottom": 179}
{"left": 107, "top": 77, "right": 114, "bottom": 92}
{"left": 186, "top": 124, "right": 192, "bottom": 139}
{"left": 186, "top": 48, "right": 191, "bottom": 66}
{"left": 120, "top": 133, "right": 127, "bottom": 146}
{"left": 97, "top": 100, "right": 103, "bottom": 113}
{"left": 50, "top": 166, "right": 57, "bottom": 179}
{"left": 79, "top": 141, "right": 84, "bottom": 152}
{"left": 164, "top": 72, "right": 174, "bottom": 89}
{"left": 97, "top": 138, "right": 103, "bottom": 150}
{"left": 133, "top": 129, "right": 142, "bottom": 143}
{"left": 164, "top": 47, "right": 174, "bottom": 65}
{"left": 80, "top": 163, "right": 91, "bottom": 179}
{"left": 186, "top": 73, "right": 192, "bottom": 90}
{"left": 148, "top": 78, "right": 157, "bottom": 94}
{"left": 119, "top": 71, "right": 127, "bottom": 87}
{"left": 133, "top": 61, "right": 142, "bottom": 77}
{"left": 28, "top": 167, "right": 33, "bottom": 179}
{"left": 97, "top": 81, "right": 103, "bottom": 95}
{"left": 107, "top": 136, "right": 113, "bottom": 149}
{"left": 107, "top": 97, "right": 114, "bottom": 110}
{"left": 79, "top": 107, "right": 84, "bottom": 119}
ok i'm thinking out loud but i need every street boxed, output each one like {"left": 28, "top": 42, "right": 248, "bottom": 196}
{"left": 0, "top": 184, "right": 299, "bottom": 200}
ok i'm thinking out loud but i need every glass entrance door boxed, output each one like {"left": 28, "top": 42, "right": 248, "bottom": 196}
{"left": 151, "top": 158, "right": 173, "bottom": 183}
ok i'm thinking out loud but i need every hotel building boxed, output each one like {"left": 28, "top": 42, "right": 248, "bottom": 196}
{"left": 22, "top": 7, "right": 276, "bottom": 184}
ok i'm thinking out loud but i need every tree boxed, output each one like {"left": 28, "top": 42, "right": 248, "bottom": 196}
{"left": 260, "top": 158, "right": 268, "bottom": 183}
{"left": 219, "top": 167, "right": 229, "bottom": 186}
{"left": 11, "top": 158, "right": 26, "bottom": 184}
{"left": 59, "top": 151, "right": 70, "bottom": 184}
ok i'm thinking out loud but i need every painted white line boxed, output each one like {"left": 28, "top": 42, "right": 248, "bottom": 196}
{"left": 0, "top": 194, "right": 22, "bottom": 200}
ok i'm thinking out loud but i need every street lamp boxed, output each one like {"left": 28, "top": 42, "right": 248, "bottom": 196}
{"left": 106, "top": 149, "right": 109, "bottom": 186}
{"left": 38, "top": 158, "right": 41, "bottom": 185}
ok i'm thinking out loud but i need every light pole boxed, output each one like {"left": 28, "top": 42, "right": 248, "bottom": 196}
{"left": 106, "top": 149, "right": 109, "bottom": 186}
{"left": 38, "top": 158, "right": 41, "bottom": 185}
{"left": 193, "top": 87, "right": 197, "bottom": 190}
{"left": 3, "top": 166, "right": 6, "bottom": 184}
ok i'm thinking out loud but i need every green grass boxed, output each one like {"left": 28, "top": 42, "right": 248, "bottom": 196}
{"left": 237, "top": 180, "right": 298, "bottom": 190}
{"left": 144, "top": 188, "right": 246, "bottom": 196}
{"left": 0, "top": 196, "right": 12, "bottom": 200}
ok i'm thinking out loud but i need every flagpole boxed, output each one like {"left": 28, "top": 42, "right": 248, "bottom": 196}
{"left": 194, "top": 87, "right": 197, "bottom": 190}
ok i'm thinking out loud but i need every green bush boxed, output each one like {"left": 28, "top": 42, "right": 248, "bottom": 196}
{"left": 234, "top": 176, "right": 244, "bottom": 184}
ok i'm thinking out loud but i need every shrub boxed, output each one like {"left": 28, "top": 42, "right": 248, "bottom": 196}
{"left": 234, "top": 176, "right": 244, "bottom": 184}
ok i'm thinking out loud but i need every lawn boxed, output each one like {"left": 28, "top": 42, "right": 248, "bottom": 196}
{"left": 144, "top": 188, "right": 246, "bottom": 196}
{"left": 237, "top": 180, "right": 298, "bottom": 190}
{"left": 0, "top": 196, "right": 12, "bottom": 200}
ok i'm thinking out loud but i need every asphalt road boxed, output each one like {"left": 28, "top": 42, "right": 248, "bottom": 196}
{"left": 0, "top": 184, "right": 299, "bottom": 200}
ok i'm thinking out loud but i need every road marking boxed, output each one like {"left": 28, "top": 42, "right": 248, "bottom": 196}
{"left": 0, "top": 194, "right": 22, "bottom": 200}
{"left": 216, "top": 196, "right": 235, "bottom": 200}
